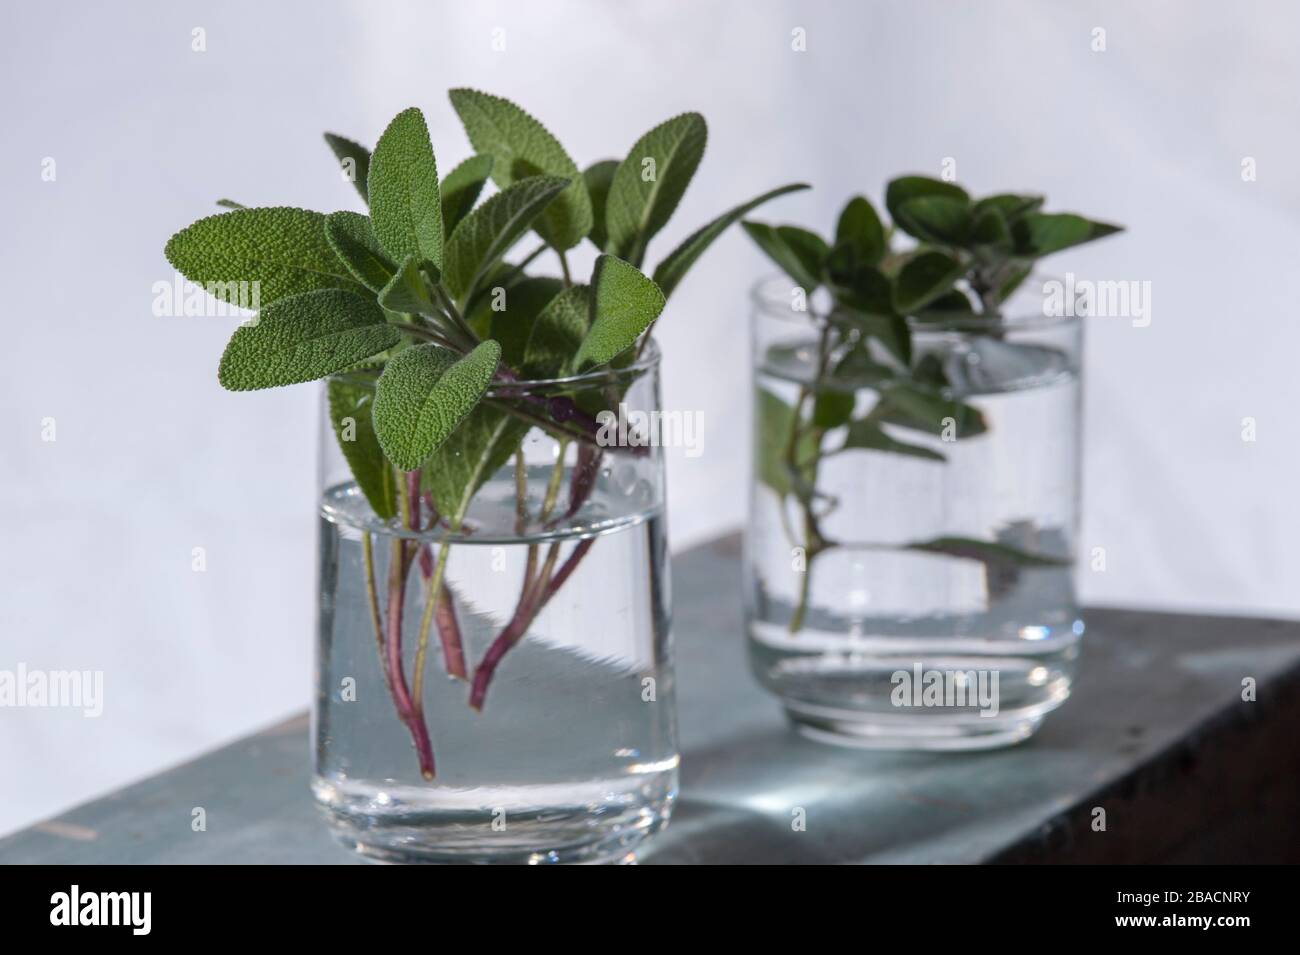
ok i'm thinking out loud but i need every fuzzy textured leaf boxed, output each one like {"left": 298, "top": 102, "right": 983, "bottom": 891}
{"left": 377, "top": 255, "right": 439, "bottom": 314}
{"left": 486, "top": 276, "right": 565, "bottom": 368}
{"left": 523, "top": 284, "right": 589, "bottom": 378}
{"left": 367, "top": 108, "right": 444, "bottom": 268}
{"left": 372, "top": 340, "right": 501, "bottom": 471}
{"left": 440, "top": 154, "right": 495, "bottom": 234}
{"left": 449, "top": 88, "right": 592, "bottom": 250}
{"left": 443, "top": 175, "right": 569, "bottom": 302}
{"left": 605, "top": 113, "right": 707, "bottom": 264}
{"left": 583, "top": 159, "right": 619, "bottom": 251}
{"left": 652, "top": 183, "right": 809, "bottom": 298}
{"left": 421, "top": 404, "right": 529, "bottom": 523}
{"left": 576, "top": 255, "right": 665, "bottom": 369}
{"left": 325, "top": 211, "right": 395, "bottom": 292}
{"left": 324, "top": 133, "right": 371, "bottom": 203}
{"left": 217, "top": 290, "right": 399, "bottom": 391}
{"left": 165, "top": 207, "right": 366, "bottom": 308}
{"left": 328, "top": 376, "right": 398, "bottom": 519}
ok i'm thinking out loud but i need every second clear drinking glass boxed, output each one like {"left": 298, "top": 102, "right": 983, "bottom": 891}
{"left": 745, "top": 277, "right": 1083, "bottom": 749}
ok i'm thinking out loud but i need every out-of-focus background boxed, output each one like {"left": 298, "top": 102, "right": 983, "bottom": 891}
{"left": 2, "top": 0, "right": 1297, "bottom": 837}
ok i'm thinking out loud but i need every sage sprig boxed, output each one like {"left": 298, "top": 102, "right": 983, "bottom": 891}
{"left": 744, "top": 177, "right": 1121, "bottom": 633}
{"left": 165, "top": 91, "right": 806, "bottom": 777}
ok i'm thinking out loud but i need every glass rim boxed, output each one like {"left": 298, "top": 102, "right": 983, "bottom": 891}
{"left": 329, "top": 336, "right": 661, "bottom": 390}
{"left": 749, "top": 273, "right": 1082, "bottom": 332}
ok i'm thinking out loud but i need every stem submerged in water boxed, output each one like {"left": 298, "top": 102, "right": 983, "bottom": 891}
{"left": 384, "top": 534, "right": 435, "bottom": 779}
{"left": 470, "top": 537, "right": 594, "bottom": 711}
{"left": 365, "top": 469, "right": 437, "bottom": 780}
{"left": 469, "top": 440, "right": 596, "bottom": 710}
{"left": 784, "top": 325, "right": 836, "bottom": 634}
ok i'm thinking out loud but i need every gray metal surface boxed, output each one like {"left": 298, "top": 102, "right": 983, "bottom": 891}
{"left": 4, "top": 534, "right": 1299, "bottom": 864}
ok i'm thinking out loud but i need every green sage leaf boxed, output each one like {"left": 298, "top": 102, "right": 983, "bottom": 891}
{"left": 377, "top": 254, "right": 439, "bottom": 315}
{"left": 372, "top": 340, "right": 502, "bottom": 471}
{"left": 165, "top": 207, "right": 366, "bottom": 309}
{"left": 324, "top": 133, "right": 371, "bottom": 203}
{"left": 576, "top": 254, "right": 665, "bottom": 370}
{"left": 367, "top": 108, "right": 444, "bottom": 268}
{"left": 327, "top": 375, "right": 398, "bottom": 520}
{"left": 485, "top": 276, "right": 565, "bottom": 368}
{"left": 449, "top": 88, "right": 592, "bottom": 250}
{"left": 217, "top": 289, "right": 400, "bottom": 391}
{"left": 605, "top": 112, "right": 707, "bottom": 265}
{"left": 583, "top": 159, "right": 619, "bottom": 251}
{"left": 652, "top": 183, "right": 810, "bottom": 298}
{"left": 325, "top": 211, "right": 396, "bottom": 292}
{"left": 442, "top": 175, "right": 570, "bottom": 302}
{"left": 523, "top": 284, "right": 589, "bottom": 379}
{"left": 421, "top": 404, "right": 530, "bottom": 523}
{"left": 440, "top": 154, "right": 495, "bottom": 234}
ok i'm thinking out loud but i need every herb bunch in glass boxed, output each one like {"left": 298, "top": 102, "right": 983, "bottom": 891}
{"left": 743, "top": 176, "right": 1121, "bottom": 633}
{"left": 165, "top": 90, "right": 805, "bottom": 778}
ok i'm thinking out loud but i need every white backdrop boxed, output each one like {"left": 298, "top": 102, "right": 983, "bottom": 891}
{"left": 2, "top": 0, "right": 1299, "bottom": 836}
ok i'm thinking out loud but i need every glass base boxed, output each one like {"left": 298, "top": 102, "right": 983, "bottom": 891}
{"left": 314, "top": 778, "right": 672, "bottom": 865}
{"left": 782, "top": 698, "right": 1060, "bottom": 751}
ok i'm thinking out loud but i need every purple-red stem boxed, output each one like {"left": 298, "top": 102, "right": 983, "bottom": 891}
{"left": 565, "top": 445, "right": 601, "bottom": 521}
{"left": 466, "top": 421, "right": 607, "bottom": 710}
{"left": 469, "top": 532, "right": 598, "bottom": 710}
{"left": 434, "top": 582, "right": 467, "bottom": 680}
{"left": 415, "top": 491, "right": 468, "bottom": 681}
{"left": 492, "top": 368, "right": 647, "bottom": 458}
{"left": 384, "top": 536, "right": 435, "bottom": 779}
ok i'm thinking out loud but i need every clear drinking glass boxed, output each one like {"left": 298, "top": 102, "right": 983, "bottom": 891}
{"left": 313, "top": 344, "right": 677, "bottom": 864}
{"left": 745, "top": 277, "right": 1083, "bottom": 749}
